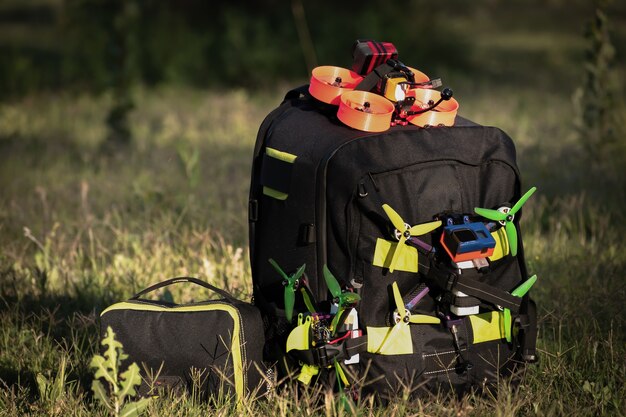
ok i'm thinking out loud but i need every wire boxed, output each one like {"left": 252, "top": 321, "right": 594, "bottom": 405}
{"left": 328, "top": 331, "right": 351, "bottom": 345}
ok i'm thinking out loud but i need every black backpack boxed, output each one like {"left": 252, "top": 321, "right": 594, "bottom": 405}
{"left": 248, "top": 83, "right": 538, "bottom": 400}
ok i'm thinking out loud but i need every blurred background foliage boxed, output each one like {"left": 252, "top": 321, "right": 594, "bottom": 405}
{"left": 1, "top": 0, "right": 625, "bottom": 244}
{"left": 1, "top": 0, "right": 624, "bottom": 97}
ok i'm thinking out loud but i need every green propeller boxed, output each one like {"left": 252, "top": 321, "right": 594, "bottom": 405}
{"left": 323, "top": 265, "right": 360, "bottom": 334}
{"left": 269, "top": 259, "right": 306, "bottom": 322}
{"left": 474, "top": 186, "right": 537, "bottom": 257}
{"left": 503, "top": 274, "right": 537, "bottom": 343}
{"left": 382, "top": 204, "right": 442, "bottom": 273}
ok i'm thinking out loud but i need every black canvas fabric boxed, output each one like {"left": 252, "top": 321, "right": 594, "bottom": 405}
{"left": 100, "top": 278, "right": 266, "bottom": 401}
{"left": 248, "top": 87, "right": 536, "bottom": 398}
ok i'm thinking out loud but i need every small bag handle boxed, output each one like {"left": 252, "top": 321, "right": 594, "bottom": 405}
{"left": 130, "top": 277, "right": 238, "bottom": 303}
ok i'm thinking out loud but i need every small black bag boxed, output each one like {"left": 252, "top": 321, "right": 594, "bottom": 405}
{"left": 100, "top": 277, "right": 266, "bottom": 402}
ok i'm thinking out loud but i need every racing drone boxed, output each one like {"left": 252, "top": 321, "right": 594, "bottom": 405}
{"left": 379, "top": 187, "right": 537, "bottom": 272}
{"left": 277, "top": 262, "right": 361, "bottom": 400}
{"left": 378, "top": 187, "right": 537, "bottom": 316}
{"left": 308, "top": 40, "right": 459, "bottom": 132}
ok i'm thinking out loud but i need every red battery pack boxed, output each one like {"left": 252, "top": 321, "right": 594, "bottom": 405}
{"left": 351, "top": 40, "right": 398, "bottom": 76}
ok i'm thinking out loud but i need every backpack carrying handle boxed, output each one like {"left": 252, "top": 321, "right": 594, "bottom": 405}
{"left": 282, "top": 85, "right": 310, "bottom": 102}
{"left": 130, "top": 277, "right": 238, "bottom": 303}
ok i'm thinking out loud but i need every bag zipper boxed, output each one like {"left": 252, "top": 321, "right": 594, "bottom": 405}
{"left": 315, "top": 131, "right": 382, "bottom": 301}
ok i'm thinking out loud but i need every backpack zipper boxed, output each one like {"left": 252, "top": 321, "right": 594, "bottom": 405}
{"left": 314, "top": 131, "right": 382, "bottom": 301}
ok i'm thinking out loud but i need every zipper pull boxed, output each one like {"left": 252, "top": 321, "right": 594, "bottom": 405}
{"left": 358, "top": 182, "right": 368, "bottom": 198}
{"left": 367, "top": 172, "right": 379, "bottom": 191}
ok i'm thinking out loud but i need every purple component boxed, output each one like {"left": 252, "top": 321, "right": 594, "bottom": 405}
{"left": 444, "top": 316, "right": 464, "bottom": 329}
{"left": 406, "top": 287, "right": 429, "bottom": 311}
{"left": 406, "top": 236, "right": 435, "bottom": 254}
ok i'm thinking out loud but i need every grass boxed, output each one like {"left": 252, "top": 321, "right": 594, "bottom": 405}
{"left": 0, "top": 84, "right": 624, "bottom": 416}
{"left": 1, "top": 10, "right": 626, "bottom": 413}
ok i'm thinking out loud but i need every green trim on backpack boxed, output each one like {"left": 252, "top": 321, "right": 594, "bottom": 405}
{"left": 262, "top": 147, "right": 297, "bottom": 200}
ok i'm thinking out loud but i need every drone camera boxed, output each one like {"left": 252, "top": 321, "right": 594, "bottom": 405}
{"left": 440, "top": 222, "right": 496, "bottom": 262}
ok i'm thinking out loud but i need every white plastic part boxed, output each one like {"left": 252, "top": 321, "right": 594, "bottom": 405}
{"left": 342, "top": 308, "right": 360, "bottom": 365}
{"left": 450, "top": 290, "right": 480, "bottom": 316}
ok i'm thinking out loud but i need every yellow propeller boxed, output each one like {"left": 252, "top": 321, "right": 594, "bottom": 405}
{"left": 382, "top": 204, "right": 442, "bottom": 273}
